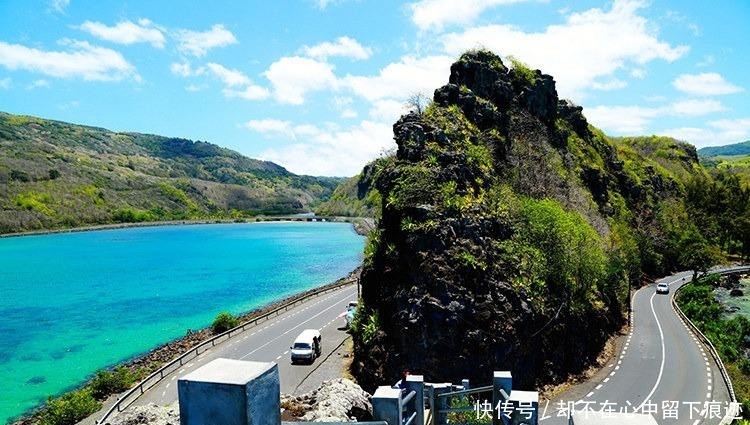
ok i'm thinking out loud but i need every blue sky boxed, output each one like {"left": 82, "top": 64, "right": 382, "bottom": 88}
{"left": 0, "top": 0, "right": 748, "bottom": 176}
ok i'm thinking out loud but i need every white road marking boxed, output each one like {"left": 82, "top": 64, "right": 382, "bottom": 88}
{"left": 637, "top": 289, "right": 668, "bottom": 411}
{"left": 586, "top": 392, "right": 594, "bottom": 398}
{"left": 239, "top": 291, "right": 353, "bottom": 360}
{"left": 595, "top": 384, "right": 602, "bottom": 390}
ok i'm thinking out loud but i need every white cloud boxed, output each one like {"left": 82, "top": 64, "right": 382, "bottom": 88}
{"left": 333, "top": 96, "right": 358, "bottom": 118}
{"left": 669, "top": 99, "right": 725, "bottom": 116}
{"left": 205, "top": 62, "right": 269, "bottom": 100}
{"left": 245, "top": 119, "right": 295, "bottom": 138}
{"left": 586, "top": 99, "right": 727, "bottom": 134}
{"left": 263, "top": 56, "right": 337, "bottom": 105}
{"left": 185, "top": 84, "right": 206, "bottom": 92}
{"left": 591, "top": 78, "right": 627, "bottom": 91}
{"left": 50, "top": 0, "right": 69, "bottom": 13}
{"left": 170, "top": 62, "right": 204, "bottom": 77}
{"left": 672, "top": 72, "right": 743, "bottom": 96}
{"left": 77, "top": 19, "right": 166, "bottom": 48}
{"left": 409, "top": 0, "right": 532, "bottom": 31}
{"left": 343, "top": 55, "right": 452, "bottom": 102}
{"left": 664, "top": 118, "right": 750, "bottom": 147}
{"left": 224, "top": 85, "right": 270, "bottom": 101}
{"left": 255, "top": 120, "right": 394, "bottom": 176}
{"left": 301, "top": 36, "right": 373, "bottom": 60}
{"left": 630, "top": 68, "right": 646, "bottom": 79}
{"left": 206, "top": 63, "right": 250, "bottom": 87}
{"left": 27, "top": 79, "right": 50, "bottom": 89}
{"left": 0, "top": 77, "right": 11, "bottom": 90}
{"left": 440, "top": 0, "right": 688, "bottom": 100}
{"left": 0, "top": 39, "right": 140, "bottom": 82}
{"left": 585, "top": 105, "right": 661, "bottom": 134}
{"left": 175, "top": 24, "right": 237, "bottom": 57}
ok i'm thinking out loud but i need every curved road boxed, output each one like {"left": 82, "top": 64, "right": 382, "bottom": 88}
{"left": 544, "top": 271, "right": 734, "bottom": 425}
{"left": 121, "top": 270, "right": 740, "bottom": 424}
{"left": 131, "top": 283, "right": 358, "bottom": 408}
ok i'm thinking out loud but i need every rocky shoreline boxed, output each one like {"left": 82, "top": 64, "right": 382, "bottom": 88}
{"left": 714, "top": 271, "right": 749, "bottom": 314}
{"left": 0, "top": 216, "right": 374, "bottom": 239}
{"left": 123, "top": 266, "right": 362, "bottom": 374}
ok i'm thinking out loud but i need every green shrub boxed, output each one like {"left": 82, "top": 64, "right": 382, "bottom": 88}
{"left": 508, "top": 56, "right": 536, "bottom": 85}
{"left": 39, "top": 387, "right": 100, "bottom": 425}
{"left": 211, "top": 311, "right": 239, "bottom": 334}
{"left": 14, "top": 191, "right": 55, "bottom": 215}
{"left": 90, "top": 366, "right": 137, "bottom": 399}
{"left": 349, "top": 308, "right": 380, "bottom": 345}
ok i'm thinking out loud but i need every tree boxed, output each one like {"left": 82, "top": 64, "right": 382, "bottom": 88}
{"left": 211, "top": 311, "right": 239, "bottom": 334}
{"left": 677, "top": 230, "right": 724, "bottom": 281}
{"left": 405, "top": 92, "right": 429, "bottom": 115}
{"left": 734, "top": 210, "right": 750, "bottom": 260}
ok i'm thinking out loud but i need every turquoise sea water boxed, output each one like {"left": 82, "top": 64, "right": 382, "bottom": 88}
{"left": 0, "top": 222, "right": 364, "bottom": 424}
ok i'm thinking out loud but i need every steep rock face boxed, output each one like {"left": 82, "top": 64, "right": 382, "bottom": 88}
{"left": 350, "top": 50, "right": 674, "bottom": 391}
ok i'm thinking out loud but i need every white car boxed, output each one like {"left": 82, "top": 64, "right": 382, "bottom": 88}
{"left": 656, "top": 282, "right": 669, "bottom": 294}
{"left": 290, "top": 329, "right": 322, "bottom": 364}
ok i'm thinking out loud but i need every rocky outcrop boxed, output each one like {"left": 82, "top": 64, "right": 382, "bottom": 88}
{"left": 106, "top": 404, "right": 178, "bottom": 425}
{"left": 351, "top": 50, "right": 639, "bottom": 392}
{"left": 281, "top": 378, "right": 372, "bottom": 422}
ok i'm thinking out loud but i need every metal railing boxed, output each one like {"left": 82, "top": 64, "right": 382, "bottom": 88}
{"left": 671, "top": 266, "right": 750, "bottom": 425}
{"left": 434, "top": 384, "right": 493, "bottom": 423}
{"left": 401, "top": 390, "right": 419, "bottom": 425}
{"left": 97, "top": 277, "right": 358, "bottom": 424}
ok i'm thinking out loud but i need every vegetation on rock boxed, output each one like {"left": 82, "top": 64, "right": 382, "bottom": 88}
{"left": 347, "top": 49, "right": 748, "bottom": 392}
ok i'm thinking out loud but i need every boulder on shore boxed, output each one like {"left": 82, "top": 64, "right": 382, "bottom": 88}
{"left": 281, "top": 378, "right": 373, "bottom": 422}
{"left": 106, "top": 403, "right": 178, "bottom": 425}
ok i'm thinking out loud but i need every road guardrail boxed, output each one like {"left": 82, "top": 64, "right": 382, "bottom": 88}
{"left": 671, "top": 266, "right": 750, "bottom": 425}
{"left": 97, "top": 276, "right": 358, "bottom": 424}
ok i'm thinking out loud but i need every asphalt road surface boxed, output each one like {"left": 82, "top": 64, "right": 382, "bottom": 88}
{"left": 133, "top": 283, "right": 358, "bottom": 407}
{"left": 543, "top": 271, "right": 733, "bottom": 425}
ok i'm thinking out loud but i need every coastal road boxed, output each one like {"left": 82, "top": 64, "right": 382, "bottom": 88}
{"left": 132, "top": 283, "right": 358, "bottom": 407}
{"left": 543, "top": 271, "right": 734, "bottom": 425}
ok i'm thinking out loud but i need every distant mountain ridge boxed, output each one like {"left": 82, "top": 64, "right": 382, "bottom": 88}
{"left": 698, "top": 140, "right": 750, "bottom": 157}
{"left": 0, "top": 112, "right": 342, "bottom": 234}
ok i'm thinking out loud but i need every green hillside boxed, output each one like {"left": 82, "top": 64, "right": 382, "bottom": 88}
{"left": 696, "top": 141, "right": 750, "bottom": 186}
{"left": 698, "top": 140, "right": 750, "bottom": 157}
{"left": 0, "top": 112, "right": 342, "bottom": 234}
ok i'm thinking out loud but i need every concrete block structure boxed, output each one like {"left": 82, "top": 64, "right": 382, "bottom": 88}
{"left": 178, "top": 358, "right": 280, "bottom": 425}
